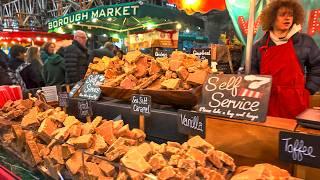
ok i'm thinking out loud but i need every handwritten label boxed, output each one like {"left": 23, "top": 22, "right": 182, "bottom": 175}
{"left": 198, "top": 74, "right": 272, "bottom": 122}
{"left": 79, "top": 74, "right": 105, "bottom": 100}
{"left": 78, "top": 99, "right": 92, "bottom": 117}
{"left": 42, "top": 86, "right": 58, "bottom": 102}
{"left": 69, "top": 81, "right": 84, "bottom": 98}
{"left": 191, "top": 48, "right": 211, "bottom": 61}
{"left": 177, "top": 110, "right": 205, "bottom": 138}
{"left": 58, "top": 92, "right": 68, "bottom": 107}
{"left": 154, "top": 50, "right": 169, "bottom": 58}
{"left": 279, "top": 131, "right": 320, "bottom": 168}
{"left": 131, "top": 94, "right": 151, "bottom": 116}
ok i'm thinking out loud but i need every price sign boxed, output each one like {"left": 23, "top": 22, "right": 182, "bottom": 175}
{"left": 279, "top": 131, "right": 320, "bottom": 168}
{"left": 177, "top": 109, "right": 205, "bottom": 138}
{"left": 79, "top": 74, "right": 105, "bottom": 100}
{"left": 42, "top": 86, "right": 58, "bottom": 102}
{"left": 198, "top": 74, "right": 272, "bottom": 122}
{"left": 131, "top": 94, "right": 151, "bottom": 116}
{"left": 78, "top": 99, "right": 92, "bottom": 117}
{"left": 58, "top": 92, "right": 68, "bottom": 107}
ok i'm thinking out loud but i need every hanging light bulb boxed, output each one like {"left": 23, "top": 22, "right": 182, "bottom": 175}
{"left": 176, "top": 23, "right": 182, "bottom": 30}
{"left": 43, "top": 37, "right": 48, "bottom": 42}
{"left": 17, "top": 38, "right": 22, "bottom": 41}
{"left": 87, "top": 33, "right": 92, "bottom": 38}
{"left": 185, "top": 28, "right": 190, "bottom": 33}
{"left": 92, "top": 18, "right": 98, "bottom": 23}
{"left": 102, "top": 34, "right": 107, "bottom": 37}
{"left": 52, "top": 38, "right": 56, "bottom": 43}
{"left": 67, "top": 24, "right": 73, "bottom": 29}
{"left": 27, "top": 38, "right": 32, "bottom": 42}
{"left": 107, "top": 18, "right": 112, "bottom": 22}
{"left": 36, "top": 37, "right": 41, "bottom": 41}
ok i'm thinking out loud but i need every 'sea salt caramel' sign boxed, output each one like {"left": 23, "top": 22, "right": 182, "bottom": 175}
{"left": 79, "top": 74, "right": 105, "bottom": 101}
{"left": 198, "top": 74, "right": 272, "bottom": 122}
{"left": 131, "top": 94, "right": 151, "bottom": 116}
{"left": 177, "top": 110, "right": 205, "bottom": 138}
{"left": 279, "top": 131, "right": 320, "bottom": 168}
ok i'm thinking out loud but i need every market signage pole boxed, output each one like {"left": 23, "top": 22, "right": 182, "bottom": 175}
{"left": 245, "top": 0, "right": 256, "bottom": 74}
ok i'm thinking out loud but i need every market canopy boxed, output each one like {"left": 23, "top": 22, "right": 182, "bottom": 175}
{"left": 48, "top": 1, "right": 204, "bottom": 33}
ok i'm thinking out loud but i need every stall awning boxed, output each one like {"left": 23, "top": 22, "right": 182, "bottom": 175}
{"left": 47, "top": 1, "right": 204, "bottom": 33}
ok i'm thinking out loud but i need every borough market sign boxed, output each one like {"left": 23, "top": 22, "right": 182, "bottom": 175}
{"left": 48, "top": 5, "right": 140, "bottom": 30}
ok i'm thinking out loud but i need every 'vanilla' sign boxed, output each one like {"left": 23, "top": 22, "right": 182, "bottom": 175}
{"left": 198, "top": 74, "right": 272, "bottom": 122}
{"left": 177, "top": 109, "right": 205, "bottom": 138}
{"left": 279, "top": 131, "right": 320, "bottom": 168}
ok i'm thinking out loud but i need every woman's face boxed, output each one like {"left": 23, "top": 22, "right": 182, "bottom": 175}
{"left": 273, "top": 7, "right": 294, "bottom": 32}
{"left": 48, "top": 44, "right": 55, "bottom": 54}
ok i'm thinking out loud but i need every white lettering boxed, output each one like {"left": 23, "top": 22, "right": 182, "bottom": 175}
{"left": 92, "top": 10, "right": 99, "bottom": 18}
{"left": 114, "top": 7, "right": 122, "bottom": 16}
{"left": 107, "top": 8, "right": 114, "bottom": 16}
{"left": 131, "top": 5, "right": 139, "bottom": 15}
{"left": 123, "top": 6, "right": 130, "bottom": 16}
{"left": 282, "top": 138, "right": 316, "bottom": 162}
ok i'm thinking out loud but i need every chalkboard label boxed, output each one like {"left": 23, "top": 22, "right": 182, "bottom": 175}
{"left": 79, "top": 74, "right": 105, "bottom": 100}
{"left": 191, "top": 48, "right": 211, "bottom": 61}
{"left": 177, "top": 110, "right": 205, "bottom": 138}
{"left": 154, "top": 50, "right": 169, "bottom": 58}
{"left": 131, "top": 94, "right": 151, "bottom": 116}
{"left": 69, "top": 81, "right": 84, "bottom": 98}
{"left": 198, "top": 74, "right": 272, "bottom": 122}
{"left": 42, "top": 86, "right": 58, "bottom": 102}
{"left": 78, "top": 99, "right": 92, "bottom": 117}
{"left": 279, "top": 131, "right": 320, "bottom": 168}
{"left": 58, "top": 92, "right": 68, "bottom": 107}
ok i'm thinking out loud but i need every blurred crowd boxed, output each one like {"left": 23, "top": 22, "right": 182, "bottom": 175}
{"left": 0, "top": 30, "right": 124, "bottom": 90}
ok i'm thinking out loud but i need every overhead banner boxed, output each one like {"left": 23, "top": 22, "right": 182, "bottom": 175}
{"left": 48, "top": 3, "right": 140, "bottom": 30}
{"left": 127, "top": 30, "right": 179, "bottom": 51}
{"left": 226, "top": 0, "right": 320, "bottom": 46}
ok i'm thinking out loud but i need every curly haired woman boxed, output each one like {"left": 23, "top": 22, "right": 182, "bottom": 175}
{"left": 251, "top": 0, "right": 320, "bottom": 118}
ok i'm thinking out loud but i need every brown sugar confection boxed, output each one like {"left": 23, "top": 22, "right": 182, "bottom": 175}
{"left": 187, "top": 70, "right": 209, "bottom": 86}
{"left": 186, "top": 147, "right": 206, "bottom": 167}
{"left": 157, "top": 166, "right": 176, "bottom": 180}
{"left": 95, "top": 121, "right": 116, "bottom": 145}
{"left": 156, "top": 58, "right": 170, "bottom": 71}
{"left": 207, "top": 149, "right": 223, "bottom": 169}
{"left": 21, "top": 107, "right": 40, "bottom": 129}
{"left": 68, "top": 124, "right": 82, "bottom": 138}
{"left": 134, "top": 56, "right": 149, "bottom": 78}
{"left": 63, "top": 116, "right": 80, "bottom": 128}
{"left": 65, "top": 150, "right": 85, "bottom": 175}
{"left": 85, "top": 162, "right": 104, "bottom": 179}
{"left": 149, "top": 60, "right": 161, "bottom": 75}
{"left": 148, "top": 153, "right": 167, "bottom": 171}
{"left": 25, "top": 139, "right": 42, "bottom": 166}
{"left": 161, "top": 78, "right": 181, "bottom": 90}
{"left": 38, "top": 118, "right": 58, "bottom": 143}
{"left": 49, "top": 145, "right": 64, "bottom": 165}
{"left": 99, "top": 161, "right": 115, "bottom": 177}
{"left": 91, "top": 134, "right": 108, "bottom": 154}
{"left": 176, "top": 66, "right": 189, "bottom": 81}
{"left": 169, "top": 59, "right": 183, "bottom": 72}
{"left": 120, "top": 76, "right": 137, "bottom": 89}
{"left": 61, "top": 144, "right": 75, "bottom": 160}
{"left": 70, "top": 134, "right": 94, "bottom": 149}
{"left": 125, "top": 51, "right": 143, "bottom": 63}
{"left": 133, "top": 73, "right": 161, "bottom": 90}
{"left": 187, "top": 135, "right": 214, "bottom": 151}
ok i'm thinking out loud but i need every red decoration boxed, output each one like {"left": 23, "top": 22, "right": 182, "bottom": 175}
{"left": 168, "top": 0, "right": 226, "bottom": 15}
{"left": 238, "top": 16, "right": 261, "bottom": 36}
{"left": 308, "top": 9, "right": 320, "bottom": 36}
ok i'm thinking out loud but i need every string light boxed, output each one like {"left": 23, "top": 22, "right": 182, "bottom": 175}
{"left": 36, "top": 37, "right": 41, "bottom": 41}
{"left": 27, "top": 38, "right": 32, "bottom": 42}
{"left": 176, "top": 23, "right": 182, "bottom": 30}
{"left": 92, "top": 18, "right": 98, "bottom": 23}
{"left": 87, "top": 33, "right": 92, "bottom": 38}
{"left": 17, "top": 38, "right": 21, "bottom": 41}
{"left": 52, "top": 38, "right": 56, "bottom": 43}
{"left": 43, "top": 37, "right": 48, "bottom": 42}
{"left": 107, "top": 18, "right": 112, "bottom": 22}
{"left": 185, "top": 28, "right": 190, "bottom": 33}
{"left": 102, "top": 34, "right": 107, "bottom": 37}
{"left": 67, "top": 24, "right": 73, "bottom": 29}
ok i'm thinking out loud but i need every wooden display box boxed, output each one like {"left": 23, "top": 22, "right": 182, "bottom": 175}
{"left": 205, "top": 116, "right": 297, "bottom": 172}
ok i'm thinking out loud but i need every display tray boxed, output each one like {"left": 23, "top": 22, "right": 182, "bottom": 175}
{"left": 99, "top": 86, "right": 139, "bottom": 101}
{"left": 100, "top": 85, "right": 202, "bottom": 107}
{"left": 140, "top": 85, "right": 202, "bottom": 107}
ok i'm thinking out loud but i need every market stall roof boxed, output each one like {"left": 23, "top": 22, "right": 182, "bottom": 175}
{"left": 47, "top": 1, "right": 204, "bottom": 33}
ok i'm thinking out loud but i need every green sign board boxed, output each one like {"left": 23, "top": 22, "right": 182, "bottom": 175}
{"left": 48, "top": 4, "right": 140, "bottom": 30}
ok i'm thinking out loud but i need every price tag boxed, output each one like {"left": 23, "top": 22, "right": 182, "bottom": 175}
{"left": 131, "top": 94, "right": 151, "bottom": 116}
{"left": 58, "top": 92, "right": 68, "bottom": 107}
{"left": 177, "top": 109, "right": 206, "bottom": 138}
{"left": 279, "top": 131, "right": 320, "bottom": 168}
{"left": 42, "top": 86, "right": 58, "bottom": 102}
{"left": 78, "top": 99, "right": 92, "bottom": 117}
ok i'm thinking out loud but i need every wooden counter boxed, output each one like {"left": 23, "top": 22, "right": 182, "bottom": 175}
{"left": 205, "top": 116, "right": 297, "bottom": 172}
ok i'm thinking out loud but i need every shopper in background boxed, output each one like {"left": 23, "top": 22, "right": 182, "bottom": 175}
{"left": 116, "top": 50, "right": 125, "bottom": 60}
{"left": 41, "top": 42, "right": 56, "bottom": 63}
{"left": 89, "top": 41, "right": 114, "bottom": 62}
{"left": 0, "top": 49, "right": 9, "bottom": 65}
{"left": 56, "top": 47, "right": 65, "bottom": 58}
{"left": 25, "top": 46, "right": 45, "bottom": 88}
{"left": 0, "top": 60, "right": 14, "bottom": 85}
{"left": 43, "top": 49, "right": 65, "bottom": 86}
{"left": 251, "top": 0, "right": 320, "bottom": 118}
{"left": 64, "top": 30, "right": 89, "bottom": 84}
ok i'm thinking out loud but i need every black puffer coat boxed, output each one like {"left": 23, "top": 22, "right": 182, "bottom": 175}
{"left": 64, "top": 40, "right": 89, "bottom": 84}
{"left": 251, "top": 32, "right": 320, "bottom": 94}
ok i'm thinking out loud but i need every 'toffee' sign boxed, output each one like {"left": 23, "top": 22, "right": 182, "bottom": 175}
{"left": 131, "top": 94, "right": 151, "bottom": 116}
{"left": 177, "top": 110, "right": 205, "bottom": 138}
{"left": 279, "top": 131, "right": 320, "bottom": 168}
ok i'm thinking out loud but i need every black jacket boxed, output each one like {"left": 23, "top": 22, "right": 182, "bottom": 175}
{"left": 88, "top": 48, "right": 114, "bottom": 62}
{"left": 43, "top": 54, "right": 65, "bottom": 86}
{"left": 251, "top": 32, "right": 320, "bottom": 94}
{"left": 9, "top": 58, "right": 44, "bottom": 89}
{"left": 0, "top": 61, "right": 13, "bottom": 85}
{"left": 64, "top": 40, "right": 89, "bottom": 84}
